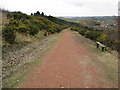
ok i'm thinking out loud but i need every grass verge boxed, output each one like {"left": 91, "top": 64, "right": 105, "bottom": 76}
{"left": 74, "top": 31, "right": 118, "bottom": 85}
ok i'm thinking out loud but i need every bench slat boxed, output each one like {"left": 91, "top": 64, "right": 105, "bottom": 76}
{"left": 96, "top": 42, "right": 105, "bottom": 47}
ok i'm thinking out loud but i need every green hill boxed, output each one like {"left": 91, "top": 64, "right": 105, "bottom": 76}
{"left": 2, "top": 11, "right": 69, "bottom": 45}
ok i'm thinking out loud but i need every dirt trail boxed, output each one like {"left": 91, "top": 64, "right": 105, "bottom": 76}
{"left": 21, "top": 29, "right": 117, "bottom": 88}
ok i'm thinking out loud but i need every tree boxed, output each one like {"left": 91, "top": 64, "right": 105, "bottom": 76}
{"left": 31, "top": 13, "right": 33, "bottom": 16}
{"left": 34, "top": 11, "right": 40, "bottom": 16}
{"left": 41, "top": 12, "right": 44, "bottom": 17}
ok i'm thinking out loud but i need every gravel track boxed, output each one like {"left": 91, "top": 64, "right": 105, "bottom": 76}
{"left": 21, "top": 29, "right": 117, "bottom": 88}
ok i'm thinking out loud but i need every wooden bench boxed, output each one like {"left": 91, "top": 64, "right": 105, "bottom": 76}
{"left": 96, "top": 42, "right": 105, "bottom": 51}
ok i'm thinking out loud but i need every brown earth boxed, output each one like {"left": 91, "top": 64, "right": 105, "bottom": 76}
{"left": 20, "top": 29, "right": 117, "bottom": 88}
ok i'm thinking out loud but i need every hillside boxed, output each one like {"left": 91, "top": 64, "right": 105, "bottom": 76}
{"left": 2, "top": 10, "right": 69, "bottom": 87}
{"left": 60, "top": 16, "right": 119, "bottom": 51}
{"left": 2, "top": 10, "right": 119, "bottom": 88}
{"left": 2, "top": 11, "right": 69, "bottom": 46}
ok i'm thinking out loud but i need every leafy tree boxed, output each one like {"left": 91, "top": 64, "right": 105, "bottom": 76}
{"left": 41, "top": 12, "right": 44, "bottom": 17}
{"left": 31, "top": 13, "right": 33, "bottom": 16}
{"left": 34, "top": 11, "right": 40, "bottom": 16}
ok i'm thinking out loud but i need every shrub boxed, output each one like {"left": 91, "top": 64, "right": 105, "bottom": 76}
{"left": 97, "top": 33, "right": 113, "bottom": 47}
{"left": 44, "top": 30, "right": 48, "bottom": 36}
{"left": 8, "top": 19, "right": 21, "bottom": 27}
{"left": 85, "top": 31, "right": 100, "bottom": 40}
{"left": 97, "top": 33, "right": 108, "bottom": 44}
{"left": 17, "top": 24, "right": 29, "bottom": 33}
{"left": 79, "top": 29, "right": 86, "bottom": 35}
{"left": 29, "top": 25, "right": 39, "bottom": 36}
{"left": 3, "top": 27, "right": 16, "bottom": 44}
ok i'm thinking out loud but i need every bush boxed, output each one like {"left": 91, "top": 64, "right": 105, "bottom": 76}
{"left": 17, "top": 24, "right": 29, "bottom": 33}
{"left": 3, "top": 11, "right": 66, "bottom": 45}
{"left": 3, "top": 27, "right": 16, "bottom": 44}
{"left": 8, "top": 19, "right": 21, "bottom": 27}
{"left": 29, "top": 25, "right": 39, "bottom": 36}
{"left": 71, "top": 28, "right": 78, "bottom": 31}
{"left": 44, "top": 30, "right": 48, "bottom": 36}
{"left": 97, "top": 33, "right": 108, "bottom": 44}
{"left": 85, "top": 31, "right": 100, "bottom": 40}
{"left": 97, "top": 33, "right": 113, "bottom": 47}
{"left": 78, "top": 29, "right": 86, "bottom": 35}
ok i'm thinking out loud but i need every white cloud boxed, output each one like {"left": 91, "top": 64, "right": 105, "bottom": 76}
{"left": 0, "top": 0, "right": 119, "bottom": 16}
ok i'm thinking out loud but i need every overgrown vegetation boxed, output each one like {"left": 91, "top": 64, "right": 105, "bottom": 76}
{"left": 71, "top": 27, "right": 117, "bottom": 50}
{"left": 2, "top": 11, "right": 68, "bottom": 45}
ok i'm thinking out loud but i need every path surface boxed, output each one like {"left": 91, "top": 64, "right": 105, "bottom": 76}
{"left": 21, "top": 29, "right": 117, "bottom": 88}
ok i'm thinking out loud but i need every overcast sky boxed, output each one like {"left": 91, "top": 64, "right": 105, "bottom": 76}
{"left": 0, "top": 0, "right": 119, "bottom": 16}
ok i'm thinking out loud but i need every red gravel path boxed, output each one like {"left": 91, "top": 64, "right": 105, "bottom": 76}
{"left": 21, "top": 29, "right": 117, "bottom": 88}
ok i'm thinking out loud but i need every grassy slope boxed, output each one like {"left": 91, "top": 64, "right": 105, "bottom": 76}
{"left": 74, "top": 31, "right": 118, "bottom": 84}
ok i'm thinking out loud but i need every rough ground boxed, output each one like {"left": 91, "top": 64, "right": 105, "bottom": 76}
{"left": 2, "top": 33, "right": 58, "bottom": 87}
{"left": 21, "top": 29, "right": 118, "bottom": 88}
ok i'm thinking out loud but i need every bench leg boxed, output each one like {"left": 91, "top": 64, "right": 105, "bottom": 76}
{"left": 102, "top": 47, "right": 105, "bottom": 51}
{"left": 96, "top": 44, "right": 99, "bottom": 48}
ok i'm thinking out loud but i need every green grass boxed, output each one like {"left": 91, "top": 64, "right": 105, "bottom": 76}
{"left": 74, "top": 31, "right": 118, "bottom": 83}
{"left": 87, "top": 43, "right": 118, "bottom": 82}
{"left": 2, "top": 30, "right": 45, "bottom": 47}
{"left": 98, "top": 52, "right": 118, "bottom": 81}
{"left": 87, "top": 44, "right": 104, "bottom": 53}
{"left": 84, "top": 38, "right": 118, "bottom": 82}
{"left": 15, "top": 31, "right": 45, "bottom": 43}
